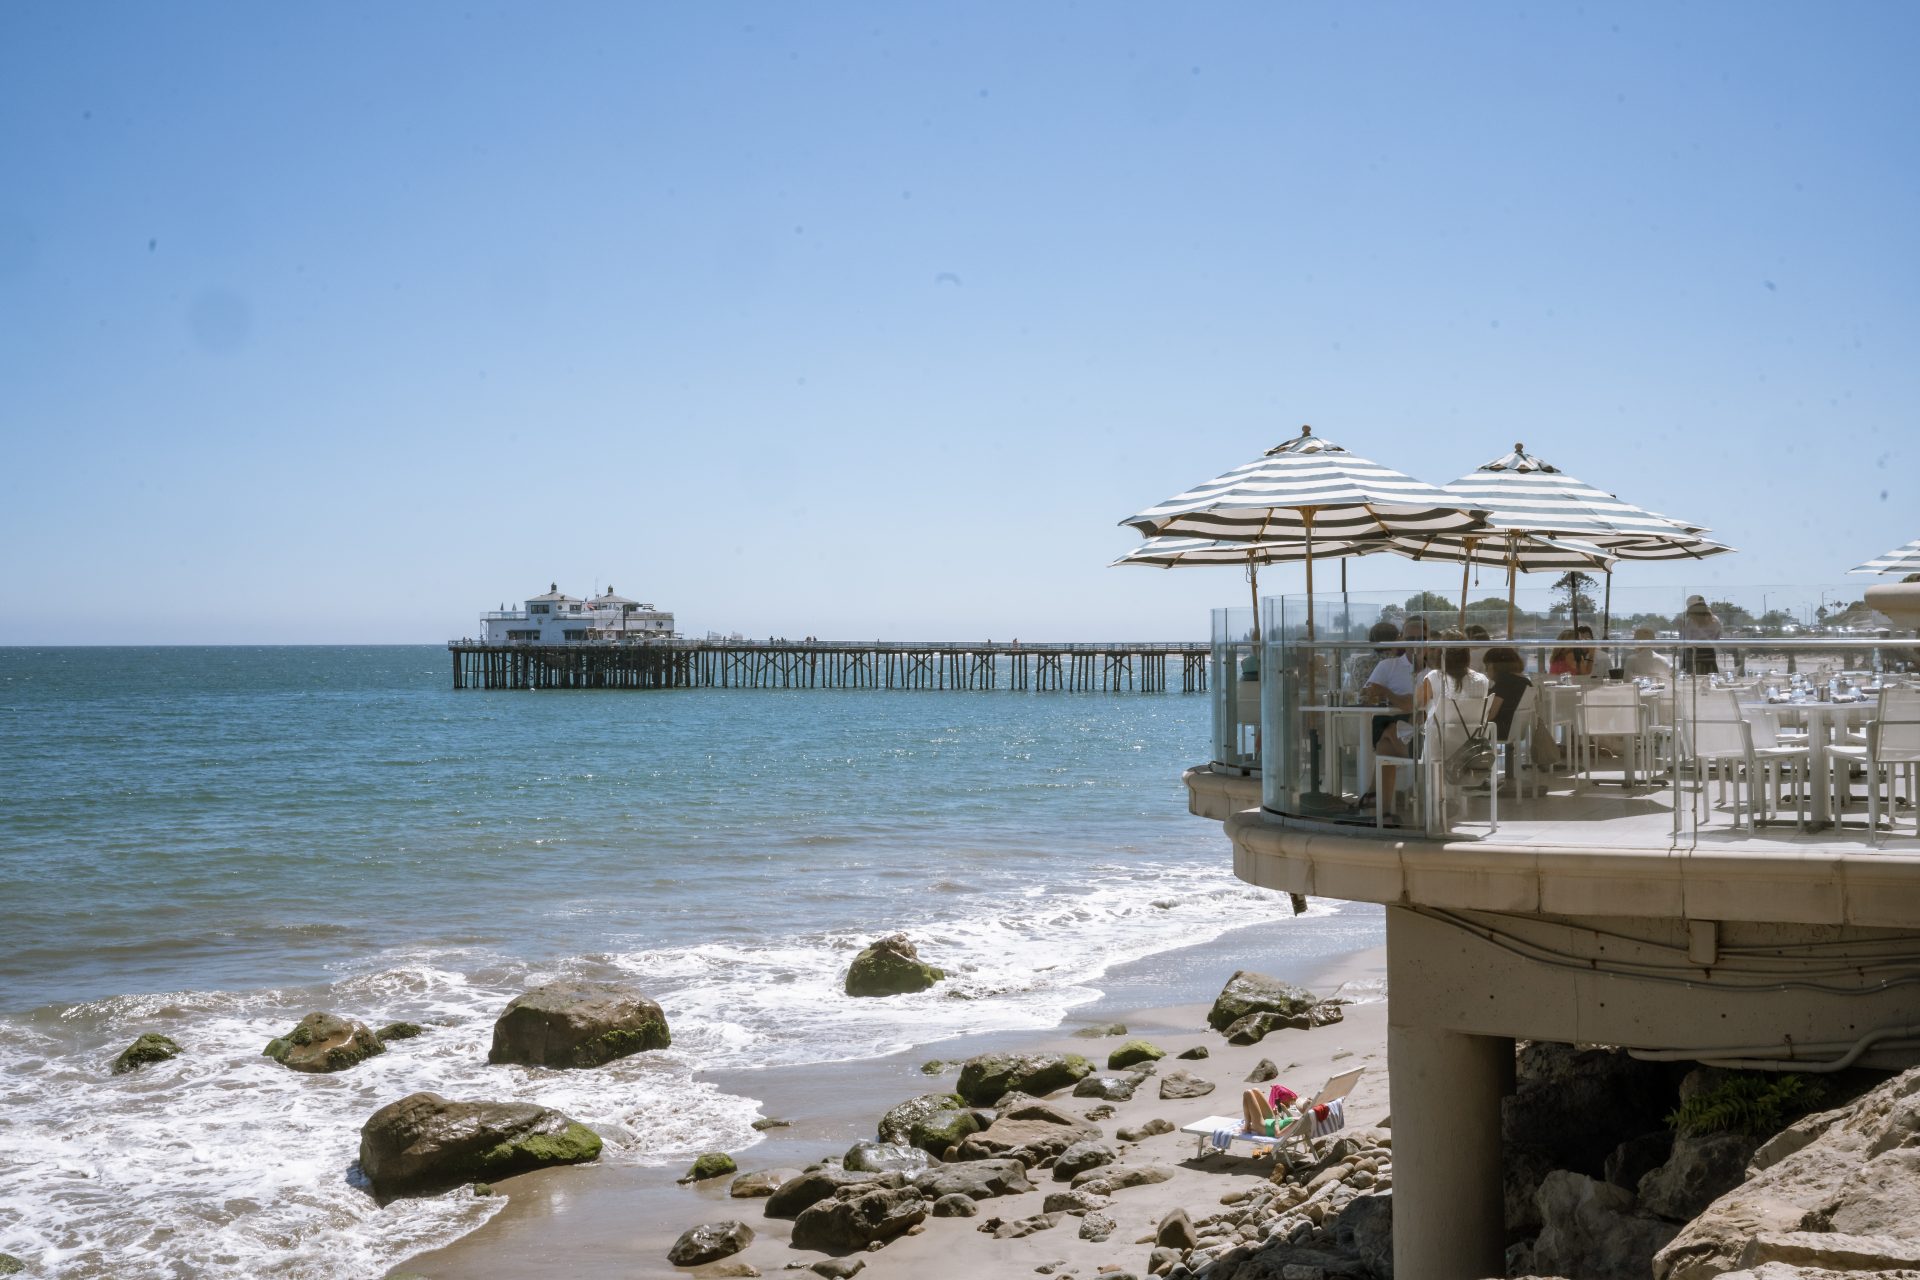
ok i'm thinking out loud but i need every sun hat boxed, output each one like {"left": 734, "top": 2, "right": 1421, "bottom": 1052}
{"left": 1685, "top": 594, "right": 1708, "bottom": 611}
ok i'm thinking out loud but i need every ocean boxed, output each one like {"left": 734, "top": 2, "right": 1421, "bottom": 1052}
{"left": 0, "top": 646, "right": 1380, "bottom": 1278}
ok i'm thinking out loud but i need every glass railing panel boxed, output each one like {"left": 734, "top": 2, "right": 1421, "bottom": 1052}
{"left": 1210, "top": 607, "right": 1260, "bottom": 771}
{"left": 1246, "top": 590, "right": 1918, "bottom": 850}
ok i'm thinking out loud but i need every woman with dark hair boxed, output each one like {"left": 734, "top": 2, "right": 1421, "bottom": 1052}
{"left": 1415, "top": 629, "right": 1492, "bottom": 755}
{"left": 1483, "top": 647, "right": 1532, "bottom": 741}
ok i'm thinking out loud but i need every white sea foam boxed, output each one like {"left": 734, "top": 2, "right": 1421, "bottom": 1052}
{"left": 0, "top": 863, "right": 1305, "bottom": 1278}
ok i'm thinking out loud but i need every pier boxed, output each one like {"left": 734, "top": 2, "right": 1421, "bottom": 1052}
{"left": 449, "top": 640, "right": 1209, "bottom": 693}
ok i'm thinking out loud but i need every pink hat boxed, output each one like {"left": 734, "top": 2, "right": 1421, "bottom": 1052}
{"left": 1269, "top": 1084, "right": 1298, "bottom": 1107}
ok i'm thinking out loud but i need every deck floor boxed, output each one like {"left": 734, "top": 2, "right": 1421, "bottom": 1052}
{"left": 1318, "top": 763, "right": 1920, "bottom": 854}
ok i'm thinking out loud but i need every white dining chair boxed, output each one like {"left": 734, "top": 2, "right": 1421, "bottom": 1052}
{"left": 1829, "top": 688, "right": 1920, "bottom": 844}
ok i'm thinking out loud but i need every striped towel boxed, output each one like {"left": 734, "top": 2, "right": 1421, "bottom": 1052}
{"left": 1305, "top": 1098, "right": 1346, "bottom": 1139}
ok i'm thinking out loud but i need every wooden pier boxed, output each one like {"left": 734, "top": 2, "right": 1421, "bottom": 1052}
{"left": 449, "top": 640, "right": 1210, "bottom": 693}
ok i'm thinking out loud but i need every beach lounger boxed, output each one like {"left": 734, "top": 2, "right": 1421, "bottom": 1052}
{"left": 1179, "top": 1066, "right": 1366, "bottom": 1160}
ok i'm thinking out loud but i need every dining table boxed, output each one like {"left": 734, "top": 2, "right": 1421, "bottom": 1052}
{"left": 1740, "top": 694, "right": 1879, "bottom": 829}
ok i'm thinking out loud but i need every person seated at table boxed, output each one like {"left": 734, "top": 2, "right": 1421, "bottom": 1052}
{"left": 1465, "top": 622, "right": 1492, "bottom": 671}
{"left": 1355, "top": 620, "right": 1415, "bottom": 819}
{"left": 1416, "top": 629, "right": 1494, "bottom": 756}
{"left": 1548, "top": 629, "right": 1594, "bottom": 677}
{"left": 1574, "top": 624, "right": 1602, "bottom": 675}
{"left": 1624, "top": 627, "right": 1673, "bottom": 681}
{"left": 1405, "top": 614, "right": 1440, "bottom": 674}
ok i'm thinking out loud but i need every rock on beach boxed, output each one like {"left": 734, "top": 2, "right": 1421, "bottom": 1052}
{"left": 487, "top": 980, "right": 669, "bottom": 1068}
{"left": 1206, "top": 970, "right": 1318, "bottom": 1033}
{"left": 843, "top": 934, "right": 944, "bottom": 997}
{"left": 356, "top": 1091, "right": 601, "bottom": 1202}
{"left": 954, "top": 1052, "right": 1093, "bottom": 1106}
{"left": 112, "top": 1033, "right": 181, "bottom": 1074}
{"left": 263, "top": 1012, "right": 384, "bottom": 1073}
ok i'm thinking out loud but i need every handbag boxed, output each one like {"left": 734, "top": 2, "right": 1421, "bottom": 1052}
{"left": 1443, "top": 697, "right": 1497, "bottom": 784}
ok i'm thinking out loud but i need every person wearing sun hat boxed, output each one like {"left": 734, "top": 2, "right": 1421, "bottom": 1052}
{"left": 1679, "top": 594, "right": 1722, "bottom": 675}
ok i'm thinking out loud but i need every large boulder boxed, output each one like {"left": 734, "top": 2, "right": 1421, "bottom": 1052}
{"left": 1052, "top": 1140, "right": 1116, "bottom": 1180}
{"left": 843, "top": 934, "right": 943, "bottom": 998}
{"left": 1108, "top": 1040, "right": 1165, "bottom": 1070}
{"left": 1156, "top": 1069, "right": 1215, "bottom": 1100}
{"left": 1224, "top": 1011, "right": 1306, "bottom": 1046}
{"left": 1530, "top": 1170, "right": 1679, "bottom": 1280}
{"left": 1206, "top": 971, "right": 1318, "bottom": 1033}
{"left": 790, "top": 1184, "right": 928, "bottom": 1251}
{"left": 843, "top": 1141, "right": 933, "bottom": 1175}
{"left": 1655, "top": 1068, "right": 1920, "bottom": 1280}
{"left": 1335, "top": 1191, "right": 1395, "bottom": 1278}
{"left": 914, "top": 1157, "right": 1033, "bottom": 1200}
{"left": 1638, "top": 1130, "right": 1765, "bottom": 1221}
{"left": 487, "top": 981, "right": 669, "bottom": 1068}
{"left": 667, "top": 1220, "right": 753, "bottom": 1267}
{"left": 112, "top": 1033, "right": 181, "bottom": 1075}
{"left": 764, "top": 1169, "right": 903, "bottom": 1219}
{"left": 357, "top": 1091, "right": 601, "bottom": 1202}
{"left": 264, "top": 1012, "right": 385, "bottom": 1073}
{"left": 952, "top": 1099, "right": 1099, "bottom": 1168}
{"left": 955, "top": 1052, "right": 1093, "bottom": 1106}
{"left": 876, "top": 1093, "right": 981, "bottom": 1154}
{"left": 1072, "top": 1074, "right": 1139, "bottom": 1102}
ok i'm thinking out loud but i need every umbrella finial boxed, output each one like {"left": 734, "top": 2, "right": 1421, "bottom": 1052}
{"left": 1515, "top": 442, "right": 1525, "bottom": 455}
{"left": 1301, "top": 424, "right": 1313, "bottom": 437}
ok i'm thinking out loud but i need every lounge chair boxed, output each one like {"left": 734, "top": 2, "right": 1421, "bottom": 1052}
{"left": 1180, "top": 1066, "right": 1366, "bottom": 1160}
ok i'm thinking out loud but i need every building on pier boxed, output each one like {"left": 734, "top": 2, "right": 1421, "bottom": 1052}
{"left": 479, "top": 584, "right": 675, "bottom": 645}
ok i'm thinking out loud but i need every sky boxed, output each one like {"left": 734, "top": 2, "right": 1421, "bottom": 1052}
{"left": 2, "top": 2, "right": 1915, "bottom": 643}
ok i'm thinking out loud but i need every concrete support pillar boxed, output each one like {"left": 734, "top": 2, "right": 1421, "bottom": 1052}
{"left": 1389, "top": 1023, "right": 1510, "bottom": 1280}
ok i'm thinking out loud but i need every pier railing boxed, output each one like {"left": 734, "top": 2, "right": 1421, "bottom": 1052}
{"left": 447, "top": 640, "right": 1209, "bottom": 692}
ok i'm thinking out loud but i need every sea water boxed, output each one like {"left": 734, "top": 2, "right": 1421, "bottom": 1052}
{"left": 0, "top": 646, "right": 1367, "bottom": 1278}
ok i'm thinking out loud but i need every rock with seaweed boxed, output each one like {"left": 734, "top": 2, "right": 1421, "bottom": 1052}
{"left": 487, "top": 981, "right": 669, "bottom": 1068}
{"left": 263, "top": 1013, "right": 385, "bottom": 1073}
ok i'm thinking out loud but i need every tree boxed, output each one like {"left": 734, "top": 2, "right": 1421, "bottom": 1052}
{"left": 1710, "top": 600, "right": 1756, "bottom": 629}
{"left": 1402, "top": 591, "right": 1456, "bottom": 621}
{"left": 1549, "top": 572, "right": 1600, "bottom": 626}
{"left": 1757, "top": 609, "right": 1794, "bottom": 633}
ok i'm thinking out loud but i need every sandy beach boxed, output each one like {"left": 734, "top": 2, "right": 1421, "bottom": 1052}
{"left": 393, "top": 918, "right": 1389, "bottom": 1280}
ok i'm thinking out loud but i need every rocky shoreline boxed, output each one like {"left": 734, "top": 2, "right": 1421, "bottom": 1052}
{"left": 385, "top": 934, "right": 1920, "bottom": 1280}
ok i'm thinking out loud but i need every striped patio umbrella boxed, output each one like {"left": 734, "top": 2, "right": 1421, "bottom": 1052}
{"left": 1433, "top": 444, "right": 1733, "bottom": 634}
{"left": 1849, "top": 539, "right": 1920, "bottom": 576}
{"left": 1121, "top": 425, "right": 1487, "bottom": 638}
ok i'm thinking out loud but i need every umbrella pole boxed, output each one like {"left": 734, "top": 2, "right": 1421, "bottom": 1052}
{"left": 1459, "top": 546, "right": 1471, "bottom": 629}
{"left": 1506, "top": 552, "right": 1517, "bottom": 640}
{"left": 1603, "top": 570, "right": 1613, "bottom": 639}
{"left": 1341, "top": 559, "right": 1351, "bottom": 642}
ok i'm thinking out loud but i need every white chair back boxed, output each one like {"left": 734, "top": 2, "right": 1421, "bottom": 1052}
{"left": 1875, "top": 687, "right": 1920, "bottom": 763}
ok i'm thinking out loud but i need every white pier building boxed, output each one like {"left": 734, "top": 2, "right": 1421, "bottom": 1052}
{"left": 480, "top": 584, "right": 675, "bottom": 644}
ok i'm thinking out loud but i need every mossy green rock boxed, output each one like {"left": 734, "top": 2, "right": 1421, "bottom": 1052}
{"left": 376, "top": 1021, "right": 425, "bottom": 1043}
{"left": 1107, "top": 1040, "right": 1165, "bottom": 1070}
{"left": 264, "top": 1012, "right": 385, "bottom": 1073}
{"left": 0, "top": 1254, "right": 23, "bottom": 1275}
{"left": 358, "top": 1091, "right": 601, "bottom": 1203}
{"left": 684, "top": 1152, "right": 737, "bottom": 1182}
{"left": 1206, "top": 971, "right": 1318, "bottom": 1033}
{"left": 877, "top": 1092, "right": 980, "bottom": 1154}
{"left": 112, "top": 1033, "right": 182, "bottom": 1075}
{"left": 488, "top": 981, "right": 670, "bottom": 1069}
{"left": 955, "top": 1052, "right": 1094, "bottom": 1106}
{"left": 844, "top": 933, "right": 944, "bottom": 998}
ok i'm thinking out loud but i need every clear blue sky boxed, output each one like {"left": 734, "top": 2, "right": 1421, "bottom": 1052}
{"left": 2, "top": 2, "right": 1914, "bottom": 642}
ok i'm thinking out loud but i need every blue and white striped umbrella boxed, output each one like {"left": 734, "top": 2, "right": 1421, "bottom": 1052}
{"left": 1421, "top": 445, "right": 1733, "bottom": 633}
{"left": 1121, "top": 426, "right": 1488, "bottom": 637}
{"left": 1121, "top": 425, "right": 1489, "bottom": 545}
{"left": 1437, "top": 444, "right": 1723, "bottom": 551}
{"left": 1849, "top": 539, "right": 1920, "bottom": 576}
